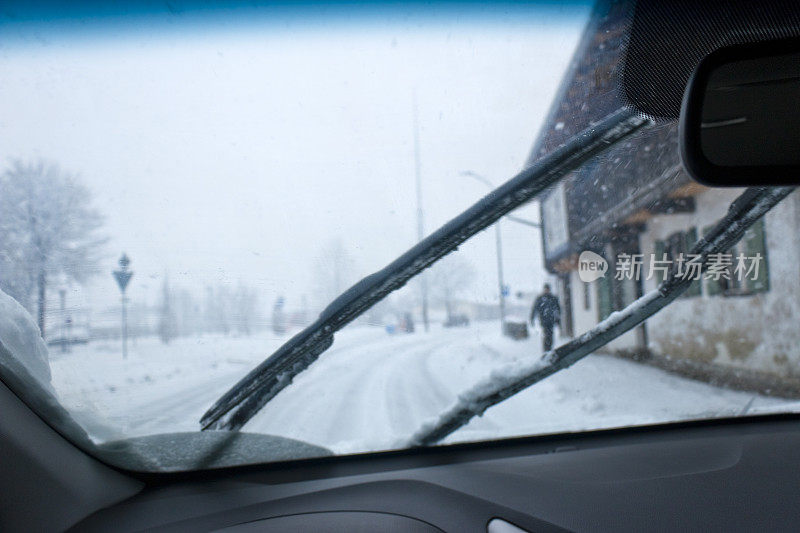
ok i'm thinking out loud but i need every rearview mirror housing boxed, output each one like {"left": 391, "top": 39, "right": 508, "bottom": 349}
{"left": 680, "top": 39, "right": 800, "bottom": 186}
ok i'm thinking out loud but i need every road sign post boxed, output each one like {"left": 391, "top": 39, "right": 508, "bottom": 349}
{"left": 113, "top": 254, "right": 133, "bottom": 359}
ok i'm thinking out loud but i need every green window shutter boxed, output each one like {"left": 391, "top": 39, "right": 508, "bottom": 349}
{"left": 596, "top": 273, "right": 613, "bottom": 322}
{"left": 683, "top": 227, "right": 701, "bottom": 297}
{"left": 654, "top": 240, "right": 666, "bottom": 283}
{"left": 744, "top": 218, "right": 769, "bottom": 293}
{"left": 684, "top": 227, "right": 698, "bottom": 251}
{"left": 702, "top": 226, "right": 721, "bottom": 296}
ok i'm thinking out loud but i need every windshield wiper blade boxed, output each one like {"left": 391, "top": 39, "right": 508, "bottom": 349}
{"left": 200, "top": 107, "right": 650, "bottom": 431}
{"left": 407, "top": 185, "right": 796, "bottom": 447}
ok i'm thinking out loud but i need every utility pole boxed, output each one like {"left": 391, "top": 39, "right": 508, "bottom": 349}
{"left": 413, "top": 92, "right": 430, "bottom": 332}
{"left": 460, "top": 171, "right": 542, "bottom": 335}
{"left": 113, "top": 253, "right": 133, "bottom": 359}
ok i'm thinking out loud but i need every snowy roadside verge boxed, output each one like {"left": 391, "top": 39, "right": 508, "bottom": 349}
{"left": 607, "top": 346, "right": 800, "bottom": 400}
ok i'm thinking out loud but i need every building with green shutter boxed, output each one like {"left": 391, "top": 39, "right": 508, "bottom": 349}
{"left": 529, "top": 1, "right": 800, "bottom": 387}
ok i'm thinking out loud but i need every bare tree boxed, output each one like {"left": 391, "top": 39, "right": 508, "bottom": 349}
{"left": 429, "top": 254, "right": 476, "bottom": 320}
{"left": 204, "top": 284, "right": 233, "bottom": 335}
{"left": 157, "top": 275, "right": 178, "bottom": 344}
{"left": 173, "top": 287, "right": 202, "bottom": 337}
{"left": 0, "top": 160, "right": 106, "bottom": 336}
{"left": 203, "top": 286, "right": 222, "bottom": 334}
{"left": 232, "top": 283, "right": 259, "bottom": 335}
{"left": 312, "top": 239, "right": 357, "bottom": 309}
{"left": 200, "top": 283, "right": 260, "bottom": 336}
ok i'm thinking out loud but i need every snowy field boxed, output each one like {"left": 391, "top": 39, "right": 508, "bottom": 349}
{"left": 50, "top": 321, "right": 799, "bottom": 455}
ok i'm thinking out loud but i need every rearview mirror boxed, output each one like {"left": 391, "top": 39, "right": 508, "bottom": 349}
{"left": 680, "top": 39, "right": 800, "bottom": 186}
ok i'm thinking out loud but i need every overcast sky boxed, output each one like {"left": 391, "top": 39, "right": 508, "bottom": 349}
{"left": 0, "top": 3, "right": 589, "bottom": 314}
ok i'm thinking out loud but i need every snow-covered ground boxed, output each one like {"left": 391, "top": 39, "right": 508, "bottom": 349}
{"left": 48, "top": 320, "right": 800, "bottom": 456}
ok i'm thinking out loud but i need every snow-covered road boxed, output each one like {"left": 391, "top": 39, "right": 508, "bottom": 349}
{"left": 248, "top": 329, "right": 459, "bottom": 450}
{"left": 50, "top": 322, "right": 798, "bottom": 455}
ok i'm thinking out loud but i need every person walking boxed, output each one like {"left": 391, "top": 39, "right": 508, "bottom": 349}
{"left": 530, "top": 283, "right": 561, "bottom": 352}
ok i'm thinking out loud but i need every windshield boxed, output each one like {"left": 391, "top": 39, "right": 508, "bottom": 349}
{"left": 1, "top": 1, "right": 799, "bottom": 472}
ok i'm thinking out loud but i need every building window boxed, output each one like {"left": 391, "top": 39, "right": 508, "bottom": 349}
{"left": 583, "top": 279, "right": 591, "bottom": 310}
{"left": 702, "top": 218, "right": 769, "bottom": 296}
{"left": 653, "top": 227, "right": 702, "bottom": 297}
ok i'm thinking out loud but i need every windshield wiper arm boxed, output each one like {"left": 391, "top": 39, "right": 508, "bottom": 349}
{"left": 407, "top": 185, "right": 796, "bottom": 447}
{"left": 200, "top": 107, "right": 650, "bottom": 431}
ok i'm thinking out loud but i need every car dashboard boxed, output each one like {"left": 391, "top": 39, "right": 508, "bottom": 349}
{"left": 71, "top": 417, "right": 800, "bottom": 532}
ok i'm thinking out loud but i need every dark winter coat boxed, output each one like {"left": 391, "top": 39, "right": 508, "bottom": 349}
{"left": 530, "top": 293, "right": 561, "bottom": 328}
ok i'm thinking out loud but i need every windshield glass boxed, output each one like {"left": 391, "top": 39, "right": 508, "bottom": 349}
{"left": 1, "top": 1, "right": 799, "bottom": 472}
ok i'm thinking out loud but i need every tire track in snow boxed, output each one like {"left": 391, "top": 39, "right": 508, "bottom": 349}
{"left": 246, "top": 331, "right": 460, "bottom": 452}
{"left": 382, "top": 338, "right": 459, "bottom": 436}
{"left": 113, "top": 331, "right": 388, "bottom": 437}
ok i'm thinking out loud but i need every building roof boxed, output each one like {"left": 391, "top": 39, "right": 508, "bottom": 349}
{"left": 526, "top": 0, "right": 630, "bottom": 166}
{"left": 528, "top": 0, "right": 698, "bottom": 271}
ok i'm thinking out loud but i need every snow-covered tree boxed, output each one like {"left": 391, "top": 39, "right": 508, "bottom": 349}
{"left": 0, "top": 160, "right": 106, "bottom": 336}
{"left": 429, "top": 253, "right": 476, "bottom": 319}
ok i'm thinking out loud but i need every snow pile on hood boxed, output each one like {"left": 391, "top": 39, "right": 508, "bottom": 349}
{"left": 0, "top": 288, "right": 52, "bottom": 385}
{"left": 96, "top": 431, "right": 332, "bottom": 472}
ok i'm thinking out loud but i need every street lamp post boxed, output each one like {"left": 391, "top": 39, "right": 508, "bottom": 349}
{"left": 460, "top": 171, "right": 507, "bottom": 334}
{"left": 460, "top": 171, "right": 541, "bottom": 335}
{"left": 113, "top": 254, "right": 133, "bottom": 359}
